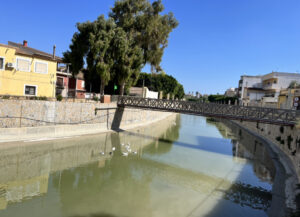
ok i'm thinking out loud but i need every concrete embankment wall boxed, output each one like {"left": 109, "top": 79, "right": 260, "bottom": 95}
{"left": 234, "top": 120, "right": 300, "bottom": 177}
{"left": 233, "top": 120, "right": 300, "bottom": 213}
{"left": 0, "top": 99, "right": 172, "bottom": 142}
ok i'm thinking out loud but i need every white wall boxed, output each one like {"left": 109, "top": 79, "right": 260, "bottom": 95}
{"left": 240, "top": 76, "right": 262, "bottom": 99}
{"left": 263, "top": 72, "right": 300, "bottom": 92}
{"left": 249, "top": 92, "right": 265, "bottom": 101}
{"left": 145, "top": 89, "right": 158, "bottom": 99}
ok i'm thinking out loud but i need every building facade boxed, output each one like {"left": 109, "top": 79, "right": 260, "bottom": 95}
{"left": 238, "top": 72, "right": 300, "bottom": 107}
{"left": 68, "top": 72, "right": 86, "bottom": 99}
{"left": 0, "top": 41, "right": 61, "bottom": 98}
{"left": 56, "top": 64, "right": 72, "bottom": 98}
{"left": 278, "top": 88, "right": 300, "bottom": 110}
{"left": 238, "top": 75, "right": 262, "bottom": 105}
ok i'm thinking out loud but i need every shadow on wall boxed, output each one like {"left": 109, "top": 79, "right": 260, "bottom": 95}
{"left": 111, "top": 108, "right": 124, "bottom": 131}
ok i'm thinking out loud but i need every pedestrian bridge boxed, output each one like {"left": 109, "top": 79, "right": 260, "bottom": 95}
{"left": 117, "top": 97, "right": 300, "bottom": 126}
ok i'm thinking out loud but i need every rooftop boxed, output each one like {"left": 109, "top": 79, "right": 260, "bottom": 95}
{"left": 263, "top": 72, "right": 300, "bottom": 77}
{"left": 0, "top": 40, "right": 62, "bottom": 62}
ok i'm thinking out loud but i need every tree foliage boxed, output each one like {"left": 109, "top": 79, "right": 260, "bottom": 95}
{"left": 288, "top": 81, "right": 300, "bottom": 89}
{"left": 207, "top": 94, "right": 237, "bottom": 103}
{"left": 64, "top": 0, "right": 179, "bottom": 95}
{"left": 112, "top": 27, "right": 144, "bottom": 95}
{"left": 135, "top": 72, "right": 184, "bottom": 99}
{"left": 110, "top": 0, "right": 178, "bottom": 74}
{"left": 63, "top": 16, "right": 116, "bottom": 95}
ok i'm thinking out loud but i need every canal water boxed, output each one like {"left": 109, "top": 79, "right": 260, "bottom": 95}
{"left": 0, "top": 114, "right": 275, "bottom": 217}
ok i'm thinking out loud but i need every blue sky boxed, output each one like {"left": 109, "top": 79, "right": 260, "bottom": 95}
{"left": 1, "top": 0, "right": 300, "bottom": 94}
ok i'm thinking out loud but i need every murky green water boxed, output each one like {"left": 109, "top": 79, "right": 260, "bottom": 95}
{"left": 0, "top": 114, "right": 275, "bottom": 217}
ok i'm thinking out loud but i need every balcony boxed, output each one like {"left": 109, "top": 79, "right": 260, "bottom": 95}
{"left": 262, "top": 78, "right": 278, "bottom": 90}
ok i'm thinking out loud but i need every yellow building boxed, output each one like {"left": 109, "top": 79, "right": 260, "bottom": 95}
{"left": 0, "top": 41, "right": 62, "bottom": 98}
{"left": 278, "top": 88, "right": 300, "bottom": 110}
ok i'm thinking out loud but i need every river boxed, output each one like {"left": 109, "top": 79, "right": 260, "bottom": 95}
{"left": 0, "top": 114, "right": 275, "bottom": 217}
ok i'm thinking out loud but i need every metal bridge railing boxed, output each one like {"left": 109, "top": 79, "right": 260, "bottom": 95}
{"left": 117, "top": 96, "right": 300, "bottom": 126}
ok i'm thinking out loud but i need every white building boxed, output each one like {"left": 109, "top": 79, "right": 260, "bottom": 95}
{"left": 238, "top": 72, "right": 300, "bottom": 107}
{"left": 238, "top": 75, "right": 263, "bottom": 105}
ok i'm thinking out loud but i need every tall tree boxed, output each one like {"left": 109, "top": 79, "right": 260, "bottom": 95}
{"left": 110, "top": 0, "right": 178, "bottom": 74}
{"left": 112, "top": 28, "right": 144, "bottom": 95}
{"left": 63, "top": 16, "right": 116, "bottom": 95}
{"left": 89, "top": 16, "right": 116, "bottom": 95}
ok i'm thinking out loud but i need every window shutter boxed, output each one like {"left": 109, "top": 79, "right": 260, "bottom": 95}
{"left": 17, "top": 59, "right": 30, "bottom": 71}
{"left": 35, "top": 62, "right": 47, "bottom": 74}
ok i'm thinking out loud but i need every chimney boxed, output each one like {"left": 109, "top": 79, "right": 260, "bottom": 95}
{"left": 53, "top": 45, "right": 56, "bottom": 59}
{"left": 23, "top": 40, "right": 28, "bottom": 47}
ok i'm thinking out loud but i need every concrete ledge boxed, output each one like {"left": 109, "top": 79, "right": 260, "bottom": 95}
{"left": 0, "top": 123, "right": 108, "bottom": 142}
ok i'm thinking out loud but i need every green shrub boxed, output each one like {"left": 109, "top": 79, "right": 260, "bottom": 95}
{"left": 93, "top": 96, "right": 99, "bottom": 102}
{"left": 56, "top": 95, "right": 63, "bottom": 101}
{"left": 2, "top": 95, "right": 10, "bottom": 99}
{"left": 37, "top": 96, "right": 47, "bottom": 101}
{"left": 30, "top": 96, "right": 38, "bottom": 100}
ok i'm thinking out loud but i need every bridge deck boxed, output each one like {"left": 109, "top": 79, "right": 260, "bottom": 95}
{"left": 117, "top": 97, "right": 300, "bottom": 126}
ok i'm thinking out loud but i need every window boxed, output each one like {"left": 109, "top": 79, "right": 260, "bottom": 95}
{"left": 24, "top": 85, "right": 37, "bottom": 96}
{"left": 81, "top": 81, "right": 85, "bottom": 88}
{"left": 273, "top": 80, "right": 277, "bottom": 84}
{"left": 0, "top": 57, "right": 4, "bottom": 70}
{"left": 17, "top": 58, "right": 30, "bottom": 72}
{"left": 35, "top": 61, "right": 48, "bottom": 74}
{"left": 57, "top": 77, "right": 64, "bottom": 87}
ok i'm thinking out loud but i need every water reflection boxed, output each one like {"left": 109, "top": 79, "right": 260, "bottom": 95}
{"left": 208, "top": 118, "right": 275, "bottom": 184}
{"left": 0, "top": 114, "right": 276, "bottom": 217}
{"left": 205, "top": 118, "right": 275, "bottom": 214}
{"left": 0, "top": 115, "right": 179, "bottom": 213}
{"left": 222, "top": 182, "right": 272, "bottom": 211}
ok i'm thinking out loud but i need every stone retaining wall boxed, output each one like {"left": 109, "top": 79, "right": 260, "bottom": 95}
{"left": 0, "top": 99, "right": 172, "bottom": 142}
{"left": 0, "top": 99, "right": 117, "bottom": 127}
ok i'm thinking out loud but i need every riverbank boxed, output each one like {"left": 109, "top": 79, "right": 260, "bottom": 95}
{"left": 231, "top": 120, "right": 300, "bottom": 217}
{"left": 0, "top": 99, "right": 173, "bottom": 142}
